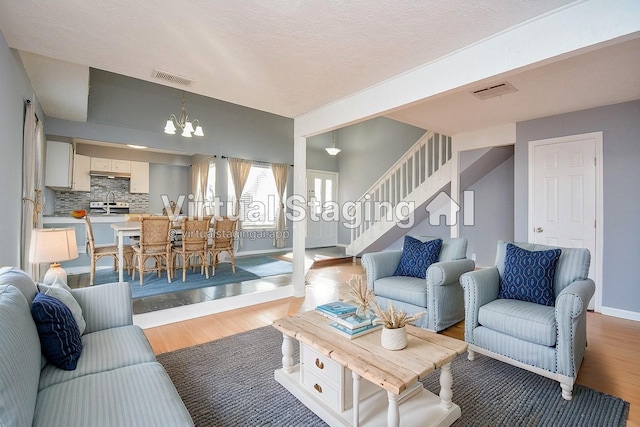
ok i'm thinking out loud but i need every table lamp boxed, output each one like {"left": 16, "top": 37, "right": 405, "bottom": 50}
{"left": 29, "top": 228, "right": 79, "bottom": 285}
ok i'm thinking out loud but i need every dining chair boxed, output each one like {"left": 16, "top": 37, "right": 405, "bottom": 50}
{"left": 131, "top": 216, "right": 172, "bottom": 286}
{"left": 171, "top": 216, "right": 211, "bottom": 282}
{"left": 207, "top": 217, "right": 238, "bottom": 275}
{"left": 85, "top": 216, "right": 133, "bottom": 286}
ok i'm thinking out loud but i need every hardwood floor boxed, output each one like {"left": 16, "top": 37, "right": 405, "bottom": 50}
{"left": 143, "top": 260, "right": 639, "bottom": 426}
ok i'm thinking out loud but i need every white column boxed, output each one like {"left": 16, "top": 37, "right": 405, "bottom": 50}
{"left": 292, "top": 135, "right": 307, "bottom": 297}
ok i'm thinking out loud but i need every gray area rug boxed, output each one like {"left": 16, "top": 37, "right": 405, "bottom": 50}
{"left": 157, "top": 326, "right": 629, "bottom": 427}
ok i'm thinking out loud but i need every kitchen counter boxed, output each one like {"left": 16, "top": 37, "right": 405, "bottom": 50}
{"left": 43, "top": 215, "right": 128, "bottom": 224}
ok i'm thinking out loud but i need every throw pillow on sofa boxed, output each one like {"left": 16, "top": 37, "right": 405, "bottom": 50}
{"left": 38, "top": 283, "right": 86, "bottom": 335}
{"left": 498, "top": 243, "right": 562, "bottom": 306}
{"left": 31, "top": 292, "right": 83, "bottom": 370}
{"left": 393, "top": 236, "right": 442, "bottom": 279}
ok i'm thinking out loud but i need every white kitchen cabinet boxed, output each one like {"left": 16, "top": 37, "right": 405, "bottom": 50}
{"left": 112, "top": 159, "right": 131, "bottom": 173}
{"left": 72, "top": 154, "right": 91, "bottom": 192}
{"left": 90, "top": 158, "right": 130, "bottom": 174}
{"left": 45, "top": 141, "right": 73, "bottom": 189}
{"left": 90, "top": 157, "right": 111, "bottom": 172}
{"left": 129, "top": 161, "right": 149, "bottom": 193}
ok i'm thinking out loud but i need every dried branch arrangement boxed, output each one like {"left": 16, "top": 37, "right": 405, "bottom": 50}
{"left": 372, "top": 301, "right": 425, "bottom": 329}
{"left": 347, "top": 274, "right": 375, "bottom": 310}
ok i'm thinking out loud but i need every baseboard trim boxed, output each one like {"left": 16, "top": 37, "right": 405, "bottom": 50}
{"left": 598, "top": 306, "right": 640, "bottom": 322}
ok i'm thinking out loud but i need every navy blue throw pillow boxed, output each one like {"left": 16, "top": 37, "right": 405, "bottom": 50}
{"left": 499, "top": 243, "right": 562, "bottom": 306}
{"left": 31, "top": 292, "right": 83, "bottom": 370}
{"left": 393, "top": 236, "right": 442, "bottom": 279}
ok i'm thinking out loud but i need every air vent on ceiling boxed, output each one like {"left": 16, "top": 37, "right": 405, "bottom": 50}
{"left": 471, "top": 82, "right": 518, "bottom": 100}
{"left": 151, "top": 69, "right": 194, "bottom": 86}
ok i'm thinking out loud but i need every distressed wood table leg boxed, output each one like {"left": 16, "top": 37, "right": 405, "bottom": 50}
{"left": 352, "top": 371, "right": 361, "bottom": 427}
{"left": 439, "top": 362, "right": 453, "bottom": 410}
{"left": 387, "top": 391, "right": 399, "bottom": 427}
{"left": 281, "top": 334, "right": 293, "bottom": 373}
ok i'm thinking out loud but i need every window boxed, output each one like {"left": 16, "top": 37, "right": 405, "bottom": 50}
{"left": 227, "top": 164, "right": 282, "bottom": 229}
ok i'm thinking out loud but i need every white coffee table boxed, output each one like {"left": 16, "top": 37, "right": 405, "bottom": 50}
{"left": 273, "top": 310, "right": 467, "bottom": 427}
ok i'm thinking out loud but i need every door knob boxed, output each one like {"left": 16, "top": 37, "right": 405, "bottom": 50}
{"left": 535, "top": 227, "right": 544, "bottom": 233}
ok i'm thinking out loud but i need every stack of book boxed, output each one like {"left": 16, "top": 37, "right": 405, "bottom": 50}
{"left": 315, "top": 302, "right": 382, "bottom": 339}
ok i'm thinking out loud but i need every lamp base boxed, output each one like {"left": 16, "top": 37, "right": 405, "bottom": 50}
{"left": 42, "top": 263, "right": 67, "bottom": 286}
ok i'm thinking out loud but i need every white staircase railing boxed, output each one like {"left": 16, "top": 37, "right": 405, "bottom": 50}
{"left": 346, "top": 131, "right": 452, "bottom": 255}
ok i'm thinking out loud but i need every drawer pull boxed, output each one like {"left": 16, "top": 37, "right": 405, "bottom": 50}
{"left": 315, "top": 358, "right": 324, "bottom": 369}
{"left": 314, "top": 383, "right": 323, "bottom": 394}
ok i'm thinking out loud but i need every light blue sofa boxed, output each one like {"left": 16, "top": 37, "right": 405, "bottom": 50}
{"left": 361, "top": 237, "right": 474, "bottom": 332}
{"left": 0, "top": 267, "right": 194, "bottom": 427}
{"left": 461, "top": 241, "right": 595, "bottom": 400}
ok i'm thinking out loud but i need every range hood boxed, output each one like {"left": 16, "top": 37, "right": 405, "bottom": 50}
{"left": 89, "top": 170, "right": 131, "bottom": 178}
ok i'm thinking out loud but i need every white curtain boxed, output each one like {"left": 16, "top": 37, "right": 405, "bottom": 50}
{"left": 228, "top": 157, "right": 252, "bottom": 218}
{"left": 271, "top": 163, "right": 289, "bottom": 248}
{"left": 228, "top": 157, "right": 252, "bottom": 247}
{"left": 21, "top": 102, "right": 43, "bottom": 279}
{"left": 190, "top": 155, "right": 211, "bottom": 218}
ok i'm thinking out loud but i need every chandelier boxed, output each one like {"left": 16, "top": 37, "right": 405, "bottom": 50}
{"left": 163, "top": 91, "right": 204, "bottom": 138}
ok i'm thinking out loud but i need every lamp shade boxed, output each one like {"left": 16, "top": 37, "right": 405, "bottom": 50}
{"left": 325, "top": 147, "right": 341, "bottom": 156}
{"left": 164, "top": 120, "right": 177, "bottom": 134}
{"left": 29, "top": 228, "right": 78, "bottom": 264}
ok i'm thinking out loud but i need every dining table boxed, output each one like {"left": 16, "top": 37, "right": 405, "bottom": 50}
{"left": 111, "top": 221, "right": 142, "bottom": 282}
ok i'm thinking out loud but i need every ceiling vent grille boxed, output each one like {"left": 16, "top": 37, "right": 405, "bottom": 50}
{"left": 152, "top": 69, "right": 193, "bottom": 86}
{"left": 471, "top": 82, "right": 518, "bottom": 100}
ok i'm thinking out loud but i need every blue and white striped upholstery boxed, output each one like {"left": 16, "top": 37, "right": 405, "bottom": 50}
{"left": 39, "top": 325, "right": 156, "bottom": 391}
{"left": 478, "top": 299, "right": 556, "bottom": 346}
{"left": 70, "top": 281, "right": 132, "bottom": 334}
{"left": 34, "top": 362, "right": 194, "bottom": 427}
{"left": 461, "top": 241, "right": 595, "bottom": 400}
{"left": 0, "top": 285, "right": 42, "bottom": 427}
{"left": 0, "top": 268, "right": 194, "bottom": 427}
{"left": 361, "top": 236, "right": 474, "bottom": 332}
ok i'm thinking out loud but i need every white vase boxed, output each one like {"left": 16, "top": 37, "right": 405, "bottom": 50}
{"left": 380, "top": 326, "right": 407, "bottom": 350}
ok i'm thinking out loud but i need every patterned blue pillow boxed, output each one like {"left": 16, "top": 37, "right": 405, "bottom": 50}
{"left": 31, "top": 292, "right": 83, "bottom": 370}
{"left": 393, "top": 236, "right": 442, "bottom": 279}
{"left": 499, "top": 243, "right": 562, "bottom": 306}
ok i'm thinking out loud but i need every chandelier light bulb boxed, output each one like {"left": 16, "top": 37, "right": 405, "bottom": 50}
{"left": 194, "top": 125, "right": 204, "bottom": 137}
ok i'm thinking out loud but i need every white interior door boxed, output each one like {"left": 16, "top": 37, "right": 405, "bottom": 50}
{"left": 306, "top": 170, "right": 338, "bottom": 248}
{"left": 529, "top": 133, "right": 601, "bottom": 309}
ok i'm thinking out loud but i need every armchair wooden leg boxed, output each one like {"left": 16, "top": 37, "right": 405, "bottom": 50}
{"left": 560, "top": 382, "right": 573, "bottom": 400}
{"left": 467, "top": 350, "right": 476, "bottom": 361}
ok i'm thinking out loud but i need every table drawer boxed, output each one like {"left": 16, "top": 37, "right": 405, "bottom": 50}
{"left": 301, "top": 366, "right": 340, "bottom": 410}
{"left": 301, "top": 344, "right": 340, "bottom": 385}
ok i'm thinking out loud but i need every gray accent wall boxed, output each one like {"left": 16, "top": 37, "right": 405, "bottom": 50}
{"left": 335, "top": 117, "right": 427, "bottom": 244}
{"left": 515, "top": 100, "right": 640, "bottom": 314}
{"left": 460, "top": 155, "right": 514, "bottom": 267}
{"left": 44, "top": 69, "right": 295, "bottom": 253}
{"left": 148, "top": 164, "right": 190, "bottom": 214}
{"left": 0, "top": 32, "right": 45, "bottom": 266}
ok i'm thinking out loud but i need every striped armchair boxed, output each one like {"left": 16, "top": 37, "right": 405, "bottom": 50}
{"left": 361, "top": 236, "right": 474, "bottom": 332}
{"left": 461, "top": 241, "right": 595, "bottom": 401}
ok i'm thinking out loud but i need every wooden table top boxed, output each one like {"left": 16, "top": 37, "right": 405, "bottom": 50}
{"left": 272, "top": 310, "right": 467, "bottom": 395}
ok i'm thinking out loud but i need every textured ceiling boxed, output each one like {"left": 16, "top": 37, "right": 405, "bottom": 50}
{"left": 0, "top": 0, "right": 577, "bottom": 119}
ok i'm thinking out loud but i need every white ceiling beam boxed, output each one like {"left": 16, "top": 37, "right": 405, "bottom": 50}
{"left": 294, "top": 0, "right": 640, "bottom": 138}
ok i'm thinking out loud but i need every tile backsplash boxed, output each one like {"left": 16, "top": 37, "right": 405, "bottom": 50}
{"left": 53, "top": 176, "right": 149, "bottom": 214}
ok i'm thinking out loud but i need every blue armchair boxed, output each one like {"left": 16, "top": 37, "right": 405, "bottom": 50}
{"left": 461, "top": 241, "right": 595, "bottom": 400}
{"left": 361, "top": 236, "right": 474, "bottom": 332}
